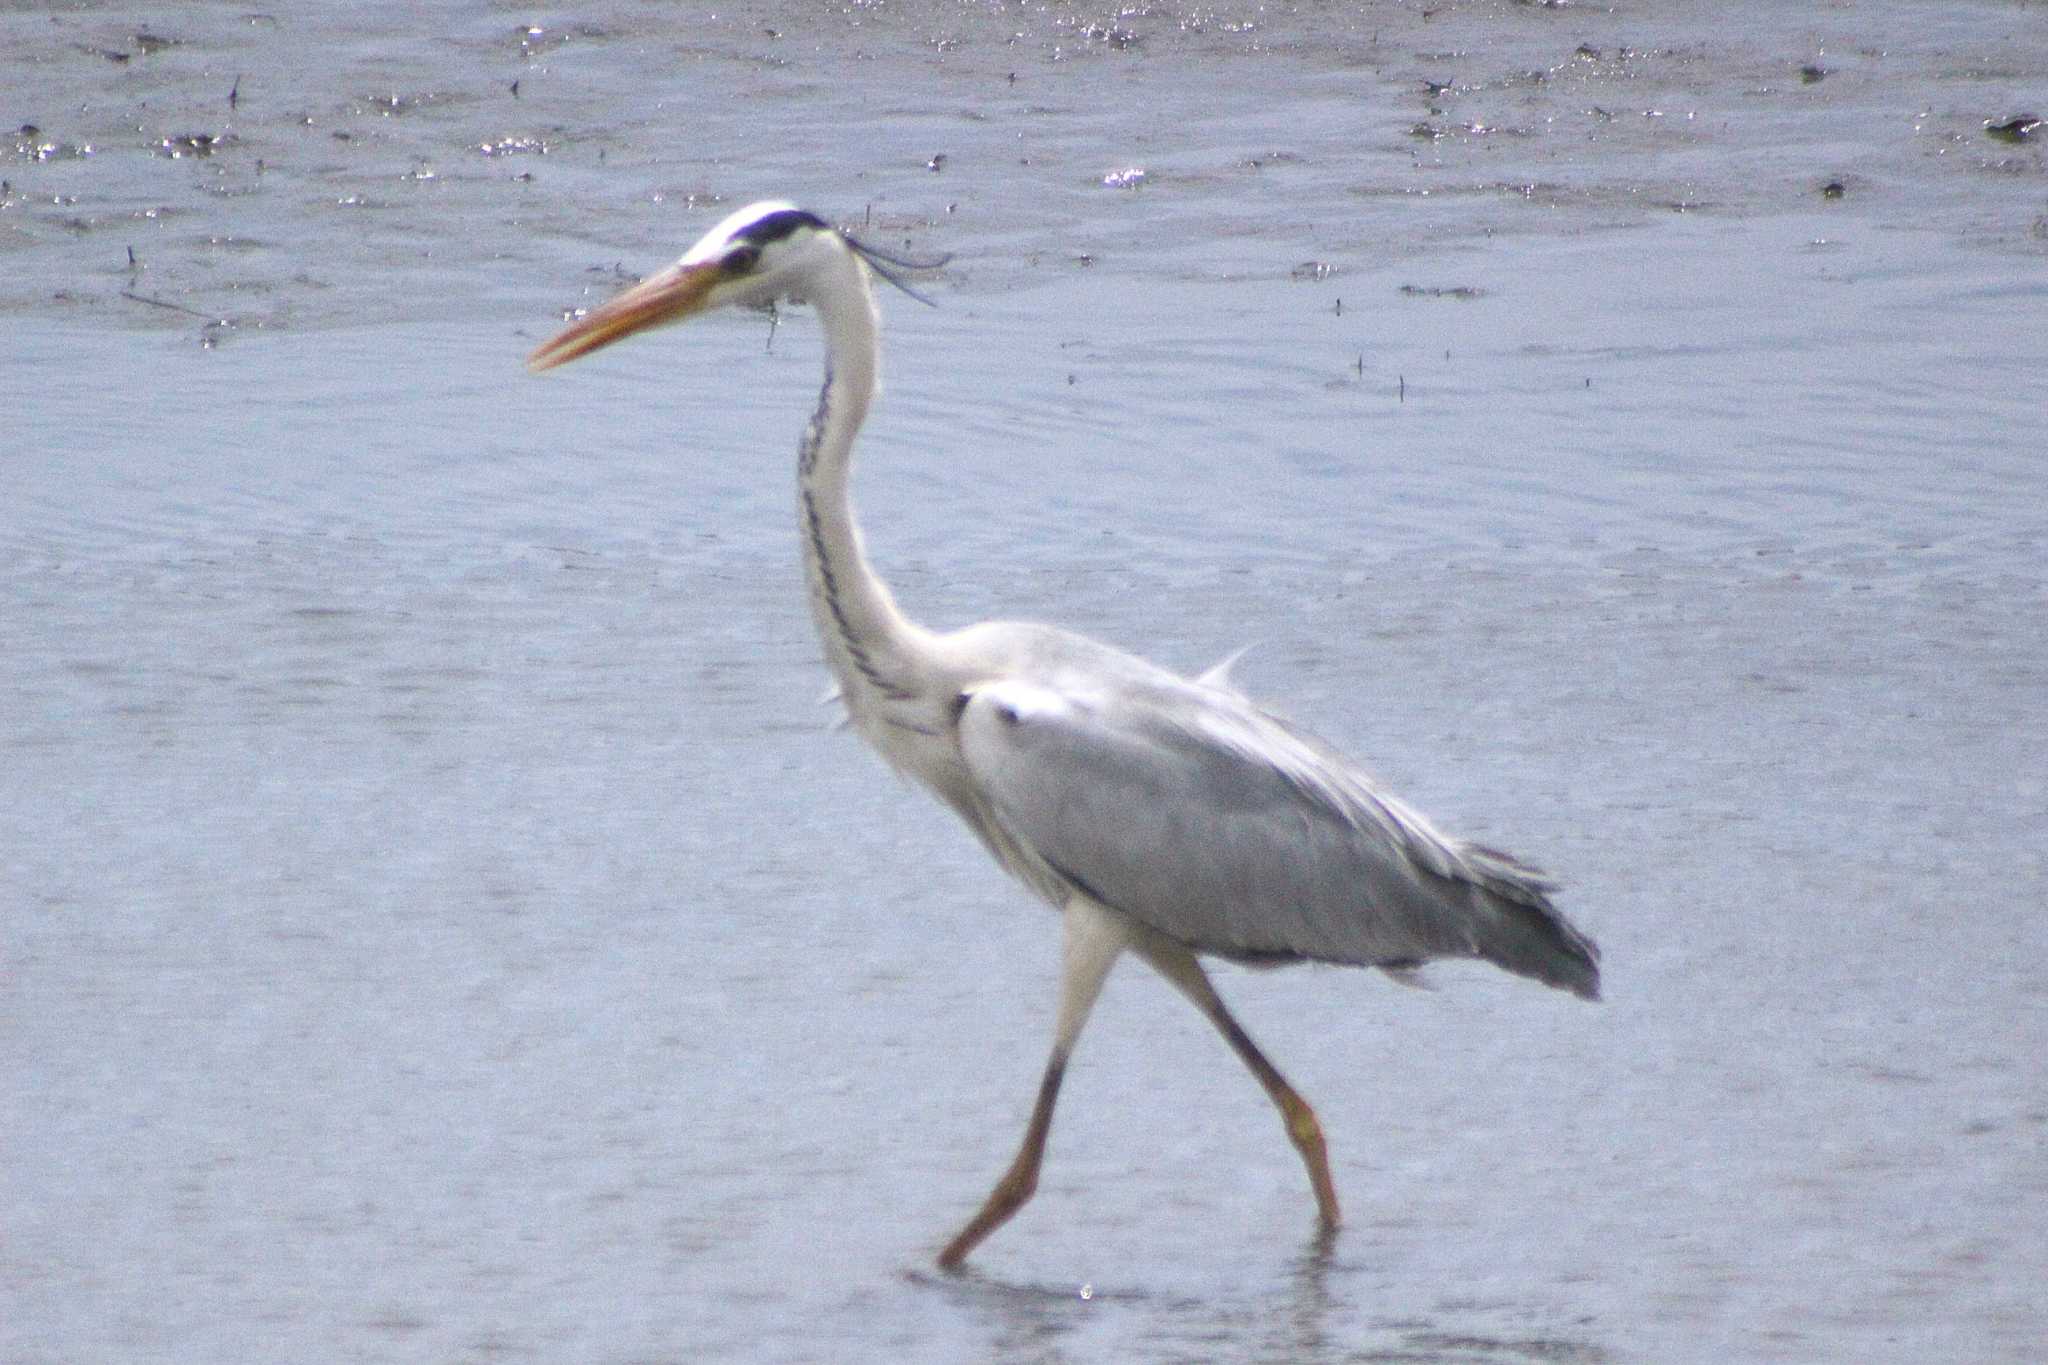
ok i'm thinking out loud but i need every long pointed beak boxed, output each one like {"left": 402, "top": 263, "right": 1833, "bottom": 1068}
{"left": 527, "top": 259, "right": 725, "bottom": 372}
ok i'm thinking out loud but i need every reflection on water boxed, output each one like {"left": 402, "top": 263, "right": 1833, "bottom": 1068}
{"left": 915, "top": 1235, "right": 1614, "bottom": 1364}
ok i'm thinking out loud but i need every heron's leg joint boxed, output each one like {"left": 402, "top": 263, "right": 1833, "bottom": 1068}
{"left": 1280, "top": 1091, "right": 1325, "bottom": 1149}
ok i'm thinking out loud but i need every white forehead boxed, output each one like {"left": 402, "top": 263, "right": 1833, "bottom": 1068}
{"left": 681, "top": 199, "right": 806, "bottom": 263}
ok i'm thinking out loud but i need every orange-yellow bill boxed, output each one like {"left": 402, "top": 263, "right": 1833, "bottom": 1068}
{"left": 527, "top": 259, "right": 725, "bottom": 373}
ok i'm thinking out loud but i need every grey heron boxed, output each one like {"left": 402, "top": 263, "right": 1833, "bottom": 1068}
{"left": 528, "top": 201, "right": 1600, "bottom": 1269}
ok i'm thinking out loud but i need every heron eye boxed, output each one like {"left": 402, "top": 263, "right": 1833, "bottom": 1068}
{"left": 724, "top": 244, "right": 762, "bottom": 273}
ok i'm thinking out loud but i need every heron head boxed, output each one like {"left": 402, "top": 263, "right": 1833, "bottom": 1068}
{"left": 527, "top": 200, "right": 850, "bottom": 372}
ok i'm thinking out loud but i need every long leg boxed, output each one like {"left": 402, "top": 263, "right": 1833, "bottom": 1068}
{"left": 1134, "top": 938, "right": 1342, "bottom": 1232}
{"left": 938, "top": 898, "right": 1128, "bottom": 1270}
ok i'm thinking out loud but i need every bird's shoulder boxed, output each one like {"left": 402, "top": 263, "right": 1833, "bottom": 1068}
{"left": 938, "top": 619, "right": 1190, "bottom": 695}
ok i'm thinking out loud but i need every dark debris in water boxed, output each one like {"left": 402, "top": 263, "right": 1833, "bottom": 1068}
{"left": 78, "top": 32, "right": 181, "bottom": 63}
{"left": 1401, "top": 1329, "right": 1613, "bottom": 1363}
{"left": 1983, "top": 115, "right": 2041, "bottom": 144}
{"left": 119, "top": 288, "right": 249, "bottom": 349}
{"left": 121, "top": 288, "right": 214, "bottom": 320}
{"left": 1399, "top": 284, "right": 1486, "bottom": 300}
{"left": 1821, "top": 180, "right": 1846, "bottom": 199}
{"left": 1800, "top": 64, "right": 1827, "bottom": 84}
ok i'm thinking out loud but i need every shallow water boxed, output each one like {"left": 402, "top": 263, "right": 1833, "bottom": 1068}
{"left": 5, "top": 3, "right": 2046, "bottom": 1362}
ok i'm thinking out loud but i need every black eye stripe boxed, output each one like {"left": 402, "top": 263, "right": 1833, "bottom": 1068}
{"left": 734, "top": 208, "right": 827, "bottom": 247}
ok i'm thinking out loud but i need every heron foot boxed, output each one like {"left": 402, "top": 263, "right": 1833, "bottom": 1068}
{"left": 1280, "top": 1091, "right": 1342, "bottom": 1230}
{"left": 938, "top": 1158, "right": 1040, "bottom": 1270}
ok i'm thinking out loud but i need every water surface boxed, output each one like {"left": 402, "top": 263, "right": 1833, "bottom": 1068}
{"left": 5, "top": 3, "right": 2045, "bottom": 1362}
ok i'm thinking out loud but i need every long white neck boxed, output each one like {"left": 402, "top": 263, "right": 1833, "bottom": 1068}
{"left": 797, "top": 256, "right": 931, "bottom": 716}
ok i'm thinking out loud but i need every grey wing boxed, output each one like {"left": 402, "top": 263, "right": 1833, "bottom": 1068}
{"left": 956, "top": 676, "right": 1600, "bottom": 999}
